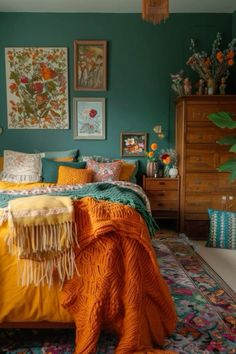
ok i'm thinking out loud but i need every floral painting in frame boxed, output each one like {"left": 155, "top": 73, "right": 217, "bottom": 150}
{"left": 120, "top": 132, "right": 147, "bottom": 157}
{"left": 5, "top": 47, "right": 69, "bottom": 129}
{"left": 74, "top": 40, "right": 107, "bottom": 91}
{"left": 73, "top": 97, "right": 106, "bottom": 140}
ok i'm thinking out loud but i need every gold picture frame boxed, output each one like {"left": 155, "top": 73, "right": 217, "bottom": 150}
{"left": 74, "top": 40, "right": 107, "bottom": 91}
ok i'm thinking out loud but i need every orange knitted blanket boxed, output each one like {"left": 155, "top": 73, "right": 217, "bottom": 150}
{"left": 60, "top": 197, "right": 177, "bottom": 354}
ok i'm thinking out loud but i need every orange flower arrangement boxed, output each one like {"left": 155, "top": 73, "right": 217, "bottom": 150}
{"left": 187, "top": 32, "right": 236, "bottom": 85}
{"left": 161, "top": 153, "right": 171, "bottom": 165}
{"left": 146, "top": 143, "right": 158, "bottom": 161}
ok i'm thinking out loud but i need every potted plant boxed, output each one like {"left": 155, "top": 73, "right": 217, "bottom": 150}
{"left": 208, "top": 111, "right": 236, "bottom": 181}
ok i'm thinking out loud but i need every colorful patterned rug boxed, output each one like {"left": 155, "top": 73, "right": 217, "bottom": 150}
{"left": 1, "top": 234, "right": 236, "bottom": 354}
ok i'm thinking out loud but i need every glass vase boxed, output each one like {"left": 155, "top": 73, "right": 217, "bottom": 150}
{"left": 163, "top": 164, "right": 170, "bottom": 177}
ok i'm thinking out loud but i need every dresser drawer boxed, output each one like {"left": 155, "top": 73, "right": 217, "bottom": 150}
{"left": 185, "top": 194, "right": 222, "bottom": 213}
{"left": 186, "top": 105, "right": 219, "bottom": 125}
{"left": 185, "top": 194, "right": 236, "bottom": 213}
{"left": 186, "top": 127, "right": 234, "bottom": 144}
{"left": 186, "top": 173, "right": 236, "bottom": 193}
{"left": 186, "top": 103, "right": 236, "bottom": 125}
{"left": 144, "top": 178, "right": 178, "bottom": 191}
{"left": 186, "top": 145, "right": 234, "bottom": 171}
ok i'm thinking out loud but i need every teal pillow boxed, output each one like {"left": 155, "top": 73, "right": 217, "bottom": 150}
{"left": 41, "top": 149, "right": 79, "bottom": 161}
{"left": 207, "top": 209, "right": 236, "bottom": 249}
{"left": 42, "top": 158, "right": 86, "bottom": 183}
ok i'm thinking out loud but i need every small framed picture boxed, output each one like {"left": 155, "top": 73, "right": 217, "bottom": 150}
{"left": 120, "top": 132, "right": 147, "bottom": 157}
{"left": 73, "top": 97, "right": 106, "bottom": 140}
{"left": 74, "top": 40, "right": 107, "bottom": 91}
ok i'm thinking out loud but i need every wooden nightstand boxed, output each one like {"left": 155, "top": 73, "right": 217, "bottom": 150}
{"left": 142, "top": 175, "right": 180, "bottom": 230}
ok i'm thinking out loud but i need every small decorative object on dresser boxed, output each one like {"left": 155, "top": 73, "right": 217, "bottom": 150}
{"left": 169, "top": 166, "right": 178, "bottom": 178}
{"left": 142, "top": 175, "right": 180, "bottom": 230}
{"left": 183, "top": 77, "right": 192, "bottom": 96}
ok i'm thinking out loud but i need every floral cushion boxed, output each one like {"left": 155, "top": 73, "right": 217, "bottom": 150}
{"left": 1, "top": 150, "right": 42, "bottom": 183}
{"left": 206, "top": 209, "right": 236, "bottom": 249}
{"left": 79, "top": 155, "right": 111, "bottom": 163}
{"left": 57, "top": 166, "right": 93, "bottom": 185}
{"left": 86, "top": 160, "right": 122, "bottom": 182}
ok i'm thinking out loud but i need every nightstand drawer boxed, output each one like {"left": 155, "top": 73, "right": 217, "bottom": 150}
{"left": 148, "top": 198, "right": 178, "bottom": 211}
{"left": 144, "top": 178, "right": 178, "bottom": 191}
{"left": 146, "top": 191, "right": 178, "bottom": 211}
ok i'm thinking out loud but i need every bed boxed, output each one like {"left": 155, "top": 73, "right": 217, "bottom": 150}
{"left": 0, "top": 179, "right": 177, "bottom": 354}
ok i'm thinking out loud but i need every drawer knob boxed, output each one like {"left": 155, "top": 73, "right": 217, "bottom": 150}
{"left": 157, "top": 193, "right": 165, "bottom": 197}
{"left": 159, "top": 182, "right": 166, "bottom": 185}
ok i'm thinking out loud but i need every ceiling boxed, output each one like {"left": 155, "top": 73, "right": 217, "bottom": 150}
{"left": 0, "top": 0, "right": 235, "bottom": 13}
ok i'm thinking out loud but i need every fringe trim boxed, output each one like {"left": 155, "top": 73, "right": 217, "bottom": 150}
{"left": 5, "top": 221, "right": 79, "bottom": 287}
{"left": 16, "top": 248, "right": 79, "bottom": 288}
{"left": 1, "top": 172, "right": 41, "bottom": 183}
{"left": 6, "top": 221, "right": 78, "bottom": 258}
{"left": 142, "top": 0, "right": 169, "bottom": 24}
{"left": 0, "top": 207, "right": 8, "bottom": 225}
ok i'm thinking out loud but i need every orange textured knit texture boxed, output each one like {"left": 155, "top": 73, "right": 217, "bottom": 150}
{"left": 60, "top": 197, "right": 177, "bottom": 354}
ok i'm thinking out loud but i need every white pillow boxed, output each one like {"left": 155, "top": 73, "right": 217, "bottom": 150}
{"left": 1, "top": 150, "right": 43, "bottom": 183}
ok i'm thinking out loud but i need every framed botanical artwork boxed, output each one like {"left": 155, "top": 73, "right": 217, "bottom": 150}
{"left": 74, "top": 40, "right": 107, "bottom": 91}
{"left": 120, "top": 132, "right": 147, "bottom": 157}
{"left": 73, "top": 97, "right": 106, "bottom": 140}
{"left": 5, "top": 47, "right": 69, "bottom": 129}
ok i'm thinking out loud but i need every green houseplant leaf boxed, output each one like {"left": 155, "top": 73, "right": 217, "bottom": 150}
{"left": 208, "top": 111, "right": 236, "bottom": 181}
{"left": 217, "top": 136, "right": 236, "bottom": 145}
{"left": 229, "top": 144, "right": 236, "bottom": 153}
{"left": 208, "top": 111, "right": 236, "bottom": 129}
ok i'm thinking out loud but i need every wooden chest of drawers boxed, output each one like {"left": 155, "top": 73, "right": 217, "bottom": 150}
{"left": 142, "top": 176, "right": 180, "bottom": 229}
{"left": 175, "top": 95, "right": 236, "bottom": 240}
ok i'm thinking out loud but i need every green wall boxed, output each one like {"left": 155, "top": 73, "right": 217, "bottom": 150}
{"left": 233, "top": 11, "right": 236, "bottom": 36}
{"left": 0, "top": 12, "right": 235, "bottom": 164}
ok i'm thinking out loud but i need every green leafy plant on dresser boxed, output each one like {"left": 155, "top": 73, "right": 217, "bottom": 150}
{"left": 208, "top": 111, "right": 236, "bottom": 181}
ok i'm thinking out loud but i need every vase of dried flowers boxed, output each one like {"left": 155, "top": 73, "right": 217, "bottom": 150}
{"left": 187, "top": 32, "right": 236, "bottom": 94}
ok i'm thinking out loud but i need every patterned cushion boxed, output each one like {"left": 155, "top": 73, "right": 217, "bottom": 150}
{"left": 42, "top": 158, "right": 86, "bottom": 183}
{"left": 207, "top": 209, "right": 236, "bottom": 249}
{"left": 1, "top": 150, "right": 42, "bottom": 183}
{"left": 86, "top": 160, "right": 122, "bottom": 182}
{"left": 57, "top": 166, "right": 93, "bottom": 185}
{"left": 79, "top": 155, "right": 111, "bottom": 163}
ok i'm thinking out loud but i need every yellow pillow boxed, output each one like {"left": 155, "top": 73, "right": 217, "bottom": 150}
{"left": 53, "top": 156, "right": 74, "bottom": 162}
{"left": 57, "top": 166, "right": 93, "bottom": 185}
{"left": 119, "top": 163, "right": 136, "bottom": 181}
{"left": 0, "top": 156, "right": 3, "bottom": 172}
